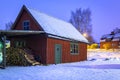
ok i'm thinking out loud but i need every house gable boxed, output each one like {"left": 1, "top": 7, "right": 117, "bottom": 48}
{"left": 12, "top": 6, "right": 43, "bottom": 31}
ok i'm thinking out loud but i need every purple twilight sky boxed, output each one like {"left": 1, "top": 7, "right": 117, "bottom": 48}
{"left": 0, "top": 0, "right": 120, "bottom": 42}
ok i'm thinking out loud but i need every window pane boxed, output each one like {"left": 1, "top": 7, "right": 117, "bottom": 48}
{"left": 70, "top": 42, "right": 79, "bottom": 54}
{"left": 23, "top": 41, "right": 26, "bottom": 47}
{"left": 24, "top": 22, "right": 26, "bottom": 26}
{"left": 15, "top": 42, "right": 19, "bottom": 47}
{"left": 26, "top": 22, "right": 29, "bottom": 25}
{"left": 23, "top": 21, "right": 30, "bottom": 30}
{"left": 71, "top": 50, "right": 73, "bottom": 53}
{"left": 24, "top": 26, "right": 29, "bottom": 30}
{"left": 70, "top": 49, "right": 72, "bottom": 53}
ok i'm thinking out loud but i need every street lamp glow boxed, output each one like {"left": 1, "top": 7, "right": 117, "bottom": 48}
{"left": 83, "top": 33, "right": 87, "bottom": 37}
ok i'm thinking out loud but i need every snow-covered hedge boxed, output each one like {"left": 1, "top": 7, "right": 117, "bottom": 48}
{"left": 87, "top": 44, "right": 98, "bottom": 49}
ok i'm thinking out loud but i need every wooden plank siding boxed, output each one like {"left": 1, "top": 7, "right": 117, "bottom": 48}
{"left": 26, "top": 35, "right": 47, "bottom": 64}
{"left": 46, "top": 38, "right": 87, "bottom": 64}
{"left": 12, "top": 9, "right": 42, "bottom": 30}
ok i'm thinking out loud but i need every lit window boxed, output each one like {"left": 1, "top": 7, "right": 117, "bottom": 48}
{"left": 70, "top": 42, "right": 79, "bottom": 54}
{"left": 23, "top": 20, "right": 30, "bottom": 30}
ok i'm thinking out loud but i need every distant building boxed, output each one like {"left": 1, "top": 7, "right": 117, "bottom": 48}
{"left": 9, "top": 5, "right": 88, "bottom": 64}
{"left": 100, "top": 32, "right": 120, "bottom": 49}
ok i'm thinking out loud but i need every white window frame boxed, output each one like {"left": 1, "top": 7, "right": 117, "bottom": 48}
{"left": 70, "top": 42, "right": 79, "bottom": 55}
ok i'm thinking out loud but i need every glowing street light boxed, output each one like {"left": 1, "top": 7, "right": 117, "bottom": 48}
{"left": 83, "top": 33, "right": 88, "bottom": 37}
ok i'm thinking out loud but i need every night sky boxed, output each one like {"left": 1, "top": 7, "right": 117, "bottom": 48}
{"left": 0, "top": 0, "right": 120, "bottom": 42}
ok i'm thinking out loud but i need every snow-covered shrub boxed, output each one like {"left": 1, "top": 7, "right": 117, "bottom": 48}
{"left": 90, "top": 44, "right": 98, "bottom": 49}
{"left": 6, "top": 47, "right": 29, "bottom": 66}
{"left": 103, "top": 43, "right": 111, "bottom": 50}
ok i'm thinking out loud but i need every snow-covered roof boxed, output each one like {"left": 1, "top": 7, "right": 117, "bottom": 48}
{"left": 101, "top": 33, "right": 120, "bottom": 41}
{"left": 100, "top": 39, "right": 105, "bottom": 42}
{"left": 112, "top": 38, "right": 119, "bottom": 41}
{"left": 101, "top": 34, "right": 113, "bottom": 39}
{"left": 26, "top": 7, "right": 88, "bottom": 43}
{"left": 114, "top": 33, "right": 120, "bottom": 38}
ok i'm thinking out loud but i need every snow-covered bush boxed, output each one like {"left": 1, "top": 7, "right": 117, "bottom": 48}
{"left": 90, "top": 44, "right": 98, "bottom": 49}
{"left": 103, "top": 43, "right": 111, "bottom": 50}
{"left": 88, "top": 44, "right": 98, "bottom": 49}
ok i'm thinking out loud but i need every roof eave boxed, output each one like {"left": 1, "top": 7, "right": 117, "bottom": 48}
{"left": 0, "top": 30, "right": 45, "bottom": 37}
{"left": 47, "top": 33, "right": 89, "bottom": 43}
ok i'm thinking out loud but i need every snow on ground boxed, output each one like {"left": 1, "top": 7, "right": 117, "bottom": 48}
{"left": 88, "top": 49, "right": 120, "bottom": 61}
{"left": 0, "top": 49, "right": 120, "bottom": 80}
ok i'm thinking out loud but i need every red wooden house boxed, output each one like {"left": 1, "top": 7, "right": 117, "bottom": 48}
{"left": 10, "top": 5, "right": 88, "bottom": 64}
{"left": 100, "top": 33, "right": 120, "bottom": 49}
